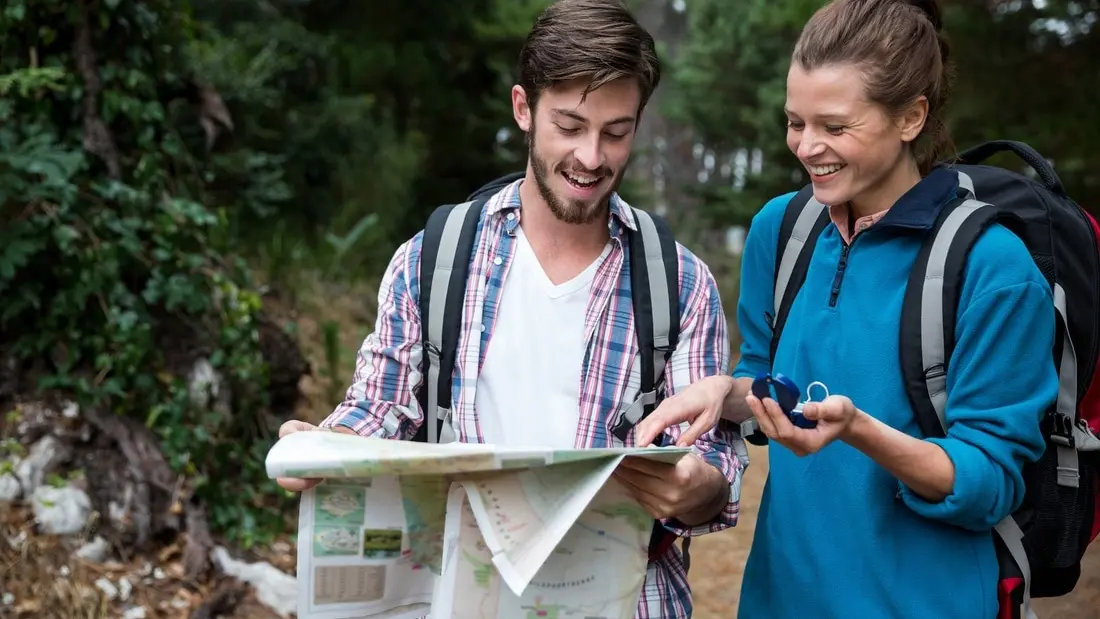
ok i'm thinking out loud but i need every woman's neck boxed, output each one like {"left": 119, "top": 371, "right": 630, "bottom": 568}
{"left": 849, "top": 157, "right": 922, "bottom": 219}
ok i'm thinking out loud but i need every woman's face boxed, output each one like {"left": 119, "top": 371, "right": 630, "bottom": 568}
{"left": 784, "top": 61, "right": 927, "bottom": 212}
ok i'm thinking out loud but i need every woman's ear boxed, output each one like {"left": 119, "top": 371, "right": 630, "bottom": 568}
{"left": 898, "top": 96, "right": 929, "bottom": 143}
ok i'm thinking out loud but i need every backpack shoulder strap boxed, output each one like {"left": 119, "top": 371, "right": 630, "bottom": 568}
{"left": 904, "top": 170, "right": 1081, "bottom": 486}
{"left": 743, "top": 186, "right": 829, "bottom": 446}
{"left": 771, "top": 185, "right": 831, "bottom": 364}
{"left": 900, "top": 183, "right": 992, "bottom": 439}
{"left": 610, "top": 207, "right": 681, "bottom": 445}
{"left": 414, "top": 199, "right": 484, "bottom": 443}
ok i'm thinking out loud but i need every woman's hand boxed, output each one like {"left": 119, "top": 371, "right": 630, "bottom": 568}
{"left": 748, "top": 393, "right": 862, "bottom": 456}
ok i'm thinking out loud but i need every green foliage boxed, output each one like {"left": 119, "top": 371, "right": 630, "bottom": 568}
{"left": 666, "top": 0, "right": 817, "bottom": 228}
{"left": 0, "top": 0, "right": 288, "bottom": 547}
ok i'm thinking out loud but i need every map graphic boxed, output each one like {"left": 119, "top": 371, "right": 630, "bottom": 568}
{"left": 264, "top": 430, "right": 695, "bottom": 619}
{"left": 398, "top": 475, "right": 449, "bottom": 572}
{"left": 315, "top": 484, "right": 367, "bottom": 526}
{"left": 449, "top": 478, "right": 650, "bottom": 619}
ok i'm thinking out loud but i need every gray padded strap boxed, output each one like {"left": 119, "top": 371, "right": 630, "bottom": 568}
{"left": 919, "top": 197, "right": 991, "bottom": 432}
{"left": 1052, "top": 284, "right": 1080, "bottom": 487}
{"left": 995, "top": 517, "right": 1039, "bottom": 619}
{"left": 633, "top": 208, "right": 673, "bottom": 379}
{"left": 774, "top": 197, "right": 828, "bottom": 319}
{"left": 424, "top": 201, "right": 474, "bottom": 444}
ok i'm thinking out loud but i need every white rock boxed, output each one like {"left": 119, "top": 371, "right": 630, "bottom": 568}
{"left": 59, "top": 565, "right": 70, "bottom": 577}
{"left": 16, "top": 436, "right": 69, "bottom": 495}
{"left": 94, "top": 577, "right": 119, "bottom": 600}
{"left": 75, "top": 536, "right": 110, "bottom": 563}
{"left": 7, "top": 531, "right": 25, "bottom": 549}
{"left": 108, "top": 483, "right": 133, "bottom": 526}
{"left": 0, "top": 473, "right": 20, "bottom": 502}
{"left": 31, "top": 485, "right": 91, "bottom": 535}
{"left": 187, "top": 358, "right": 220, "bottom": 409}
{"left": 118, "top": 577, "right": 132, "bottom": 601}
{"left": 61, "top": 401, "right": 79, "bottom": 418}
{"left": 153, "top": 567, "right": 166, "bottom": 580}
{"left": 1, "top": 592, "right": 13, "bottom": 606}
{"left": 122, "top": 607, "right": 146, "bottom": 619}
{"left": 212, "top": 546, "right": 297, "bottom": 617}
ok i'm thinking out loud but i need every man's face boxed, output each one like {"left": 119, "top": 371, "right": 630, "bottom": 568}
{"left": 512, "top": 77, "right": 640, "bottom": 224}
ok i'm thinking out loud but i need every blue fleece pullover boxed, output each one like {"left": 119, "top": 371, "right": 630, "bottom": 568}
{"left": 733, "top": 168, "right": 1058, "bottom": 618}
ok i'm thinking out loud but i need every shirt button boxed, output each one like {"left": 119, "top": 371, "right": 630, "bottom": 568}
{"left": 506, "top": 212, "right": 515, "bottom": 221}
{"left": 493, "top": 256, "right": 503, "bottom": 266}
{"left": 479, "top": 323, "right": 486, "bottom": 332}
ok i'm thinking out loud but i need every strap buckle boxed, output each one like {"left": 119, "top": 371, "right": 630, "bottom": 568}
{"left": 1048, "top": 411, "right": 1076, "bottom": 448}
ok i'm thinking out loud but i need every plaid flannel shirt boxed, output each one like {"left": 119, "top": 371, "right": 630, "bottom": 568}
{"left": 321, "top": 180, "right": 746, "bottom": 618}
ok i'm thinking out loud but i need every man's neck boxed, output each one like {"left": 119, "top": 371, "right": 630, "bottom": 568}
{"left": 517, "top": 171, "right": 611, "bottom": 285}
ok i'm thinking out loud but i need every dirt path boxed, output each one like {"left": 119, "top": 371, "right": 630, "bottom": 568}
{"left": 687, "top": 445, "right": 1100, "bottom": 618}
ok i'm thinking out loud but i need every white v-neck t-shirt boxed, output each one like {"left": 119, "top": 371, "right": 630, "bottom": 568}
{"left": 474, "top": 227, "right": 612, "bottom": 449}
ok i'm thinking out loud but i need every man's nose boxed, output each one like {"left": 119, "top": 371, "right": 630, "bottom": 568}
{"left": 574, "top": 134, "right": 603, "bottom": 171}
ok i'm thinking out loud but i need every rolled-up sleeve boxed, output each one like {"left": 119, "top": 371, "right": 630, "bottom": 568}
{"left": 899, "top": 280, "right": 1055, "bottom": 530}
{"left": 320, "top": 232, "right": 426, "bottom": 440}
{"left": 659, "top": 247, "right": 745, "bottom": 537}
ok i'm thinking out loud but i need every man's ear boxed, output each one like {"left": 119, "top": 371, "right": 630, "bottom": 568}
{"left": 512, "top": 85, "right": 532, "bottom": 133}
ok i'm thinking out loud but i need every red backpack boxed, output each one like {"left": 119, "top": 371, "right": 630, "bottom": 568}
{"left": 769, "top": 140, "right": 1100, "bottom": 619}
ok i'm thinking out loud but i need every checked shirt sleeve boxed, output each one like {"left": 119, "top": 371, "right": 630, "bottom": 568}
{"left": 319, "top": 232, "right": 426, "bottom": 440}
{"left": 659, "top": 249, "right": 746, "bottom": 537}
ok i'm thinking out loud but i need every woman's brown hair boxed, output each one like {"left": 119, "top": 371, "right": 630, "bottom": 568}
{"left": 792, "top": 0, "right": 956, "bottom": 175}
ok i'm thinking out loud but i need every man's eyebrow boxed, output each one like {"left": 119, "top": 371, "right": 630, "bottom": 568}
{"left": 551, "top": 108, "right": 636, "bottom": 127}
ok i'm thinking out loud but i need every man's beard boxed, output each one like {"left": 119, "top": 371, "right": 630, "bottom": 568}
{"left": 527, "top": 129, "right": 617, "bottom": 225}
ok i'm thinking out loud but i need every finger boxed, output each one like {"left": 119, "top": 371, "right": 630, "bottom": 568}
{"left": 746, "top": 395, "right": 777, "bottom": 438}
{"left": 279, "top": 419, "right": 317, "bottom": 438}
{"left": 634, "top": 395, "right": 697, "bottom": 446}
{"left": 277, "top": 476, "right": 321, "bottom": 492}
{"left": 635, "top": 496, "right": 671, "bottom": 521}
{"left": 761, "top": 397, "right": 795, "bottom": 440}
{"left": 672, "top": 411, "right": 718, "bottom": 447}
{"left": 613, "top": 472, "right": 669, "bottom": 517}
{"left": 618, "top": 457, "right": 676, "bottom": 478}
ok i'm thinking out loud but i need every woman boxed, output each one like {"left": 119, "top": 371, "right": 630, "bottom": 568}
{"left": 634, "top": 0, "right": 1058, "bottom": 617}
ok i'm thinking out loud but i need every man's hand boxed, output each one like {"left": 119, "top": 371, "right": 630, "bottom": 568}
{"left": 612, "top": 453, "right": 729, "bottom": 525}
{"left": 634, "top": 375, "right": 737, "bottom": 447}
{"left": 275, "top": 420, "right": 357, "bottom": 492}
{"left": 749, "top": 393, "right": 859, "bottom": 457}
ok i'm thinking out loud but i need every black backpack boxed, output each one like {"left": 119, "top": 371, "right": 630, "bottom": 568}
{"left": 410, "top": 172, "right": 691, "bottom": 566}
{"left": 756, "top": 140, "right": 1100, "bottom": 619}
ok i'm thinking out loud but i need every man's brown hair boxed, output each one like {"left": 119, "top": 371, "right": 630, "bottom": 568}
{"left": 517, "top": 0, "right": 661, "bottom": 116}
{"left": 793, "top": 0, "right": 956, "bottom": 175}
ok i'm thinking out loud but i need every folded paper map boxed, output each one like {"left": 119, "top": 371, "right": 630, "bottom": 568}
{"left": 264, "top": 430, "right": 691, "bottom": 619}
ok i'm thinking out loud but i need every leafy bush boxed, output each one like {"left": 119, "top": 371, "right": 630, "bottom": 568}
{"left": 0, "top": 0, "right": 288, "bottom": 547}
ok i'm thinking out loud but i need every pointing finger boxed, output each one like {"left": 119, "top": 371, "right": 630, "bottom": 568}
{"left": 635, "top": 396, "right": 697, "bottom": 446}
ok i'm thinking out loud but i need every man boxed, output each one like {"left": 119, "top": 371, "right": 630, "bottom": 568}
{"left": 276, "top": 0, "right": 745, "bottom": 615}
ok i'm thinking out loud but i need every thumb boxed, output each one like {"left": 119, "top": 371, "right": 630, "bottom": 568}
{"left": 279, "top": 419, "right": 317, "bottom": 438}
{"left": 801, "top": 395, "right": 845, "bottom": 422}
{"left": 277, "top": 476, "right": 321, "bottom": 492}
